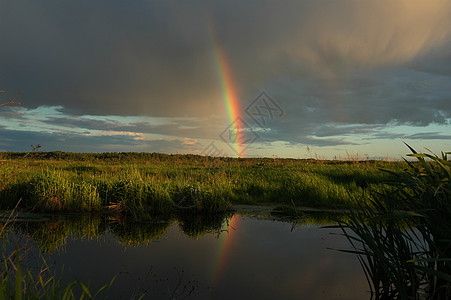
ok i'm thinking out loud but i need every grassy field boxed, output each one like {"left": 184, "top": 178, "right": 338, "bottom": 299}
{"left": 0, "top": 151, "right": 406, "bottom": 218}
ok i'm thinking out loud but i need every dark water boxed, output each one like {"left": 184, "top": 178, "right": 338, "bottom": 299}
{"left": 6, "top": 213, "right": 368, "bottom": 299}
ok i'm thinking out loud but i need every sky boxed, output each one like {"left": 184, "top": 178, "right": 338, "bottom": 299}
{"left": 1, "top": 0, "right": 450, "bottom": 159}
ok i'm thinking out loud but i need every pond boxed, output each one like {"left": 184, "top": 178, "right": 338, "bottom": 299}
{"left": 3, "top": 211, "right": 368, "bottom": 299}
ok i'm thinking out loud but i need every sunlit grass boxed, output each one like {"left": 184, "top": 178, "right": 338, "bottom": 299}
{"left": 0, "top": 152, "right": 406, "bottom": 219}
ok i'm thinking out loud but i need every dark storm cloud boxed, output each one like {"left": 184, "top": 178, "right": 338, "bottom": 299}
{"left": 1, "top": 0, "right": 220, "bottom": 117}
{"left": 2, "top": 0, "right": 451, "bottom": 155}
{"left": 264, "top": 66, "right": 451, "bottom": 129}
{"left": 2, "top": 0, "right": 451, "bottom": 123}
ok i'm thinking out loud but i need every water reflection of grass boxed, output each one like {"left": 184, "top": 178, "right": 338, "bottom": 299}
{"left": 4, "top": 212, "right": 238, "bottom": 251}
{"left": 177, "top": 211, "right": 234, "bottom": 239}
{"left": 270, "top": 205, "right": 351, "bottom": 225}
{"left": 14, "top": 215, "right": 107, "bottom": 253}
{"left": 110, "top": 217, "right": 173, "bottom": 246}
{"left": 3, "top": 208, "right": 346, "bottom": 252}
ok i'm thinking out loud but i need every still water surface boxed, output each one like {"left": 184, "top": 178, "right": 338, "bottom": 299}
{"left": 11, "top": 213, "right": 368, "bottom": 299}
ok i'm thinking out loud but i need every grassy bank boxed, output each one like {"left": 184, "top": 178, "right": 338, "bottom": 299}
{"left": 0, "top": 151, "right": 405, "bottom": 218}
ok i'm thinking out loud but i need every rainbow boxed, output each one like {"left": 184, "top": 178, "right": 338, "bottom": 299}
{"left": 207, "top": 26, "right": 246, "bottom": 157}
{"left": 210, "top": 214, "right": 240, "bottom": 285}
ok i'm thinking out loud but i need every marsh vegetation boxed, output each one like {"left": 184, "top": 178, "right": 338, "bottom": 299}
{"left": 336, "top": 147, "right": 451, "bottom": 299}
{"left": 0, "top": 151, "right": 405, "bottom": 219}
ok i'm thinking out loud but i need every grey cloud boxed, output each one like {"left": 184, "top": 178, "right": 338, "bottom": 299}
{"left": 254, "top": 136, "right": 358, "bottom": 148}
{"left": 2, "top": 0, "right": 451, "bottom": 119}
{"left": 2, "top": 0, "right": 451, "bottom": 154}
{"left": 42, "top": 111, "right": 360, "bottom": 148}
{"left": 406, "top": 132, "right": 451, "bottom": 140}
{"left": 0, "top": 108, "right": 27, "bottom": 121}
{"left": 265, "top": 66, "right": 451, "bottom": 128}
{"left": 41, "top": 115, "right": 224, "bottom": 140}
{"left": 314, "top": 124, "right": 383, "bottom": 138}
{"left": 363, "top": 131, "right": 451, "bottom": 141}
{"left": 292, "top": 137, "right": 359, "bottom": 147}
{"left": 1, "top": 0, "right": 220, "bottom": 117}
{"left": 365, "top": 132, "right": 405, "bottom": 140}
{"left": 124, "top": 118, "right": 225, "bottom": 139}
{"left": 43, "top": 117, "right": 124, "bottom": 131}
{"left": 0, "top": 127, "right": 199, "bottom": 153}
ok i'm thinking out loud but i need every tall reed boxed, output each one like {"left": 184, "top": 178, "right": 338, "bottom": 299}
{"left": 338, "top": 145, "right": 450, "bottom": 299}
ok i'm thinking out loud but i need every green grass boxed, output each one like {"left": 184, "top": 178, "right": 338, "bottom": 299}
{"left": 336, "top": 146, "right": 451, "bottom": 299}
{"left": 0, "top": 152, "right": 405, "bottom": 219}
{"left": 0, "top": 256, "right": 117, "bottom": 300}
